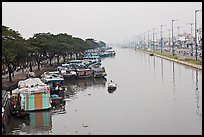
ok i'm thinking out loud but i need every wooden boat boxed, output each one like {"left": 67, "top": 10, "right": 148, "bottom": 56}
{"left": 100, "top": 50, "right": 116, "bottom": 57}
{"left": 12, "top": 78, "right": 52, "bottom": 111}
{"left": 11, "top": 109, "right": 30, "bottom": 119}
{"left": 41, "top": 71, "right": 64, "bottom": 87}
{"left": 76, "top": 68, "right": 93, "bottom": 78}
{"left": 62, "top": 69, "right": 77, "bottom": 79}
{"left": 92, "top": 66, "right": 107, "bottom": 78}
{"left": 50, "top": 94, "right": 63, "bottom": 105}
{"left": 107, "top": 81, "right": 117, "bottom": 92}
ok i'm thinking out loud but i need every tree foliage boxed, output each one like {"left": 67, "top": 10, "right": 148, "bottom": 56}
{"left": 2, "top": 25, "right": 106, "bottom": 81}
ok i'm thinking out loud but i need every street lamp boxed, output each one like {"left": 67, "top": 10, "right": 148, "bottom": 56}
{"left": 176, "top": 26, "right": 182, "bottom": 36}
{"left": 153, "top": 28, "right": 155, "bottom": 51}
{"left": 168, "top": 29, "right": 171, "bottom": 51}
{"left": 195, "top": 9, "right": 202, "bottom": 61}
{"left": 176, "top": 26, "right": 182, "bottom": 48}
{"left": 148, "top": 30, "right": 150, "bottom": 49}
{"left": 172, "top": 19, "right": 179, "bottom": 56}
{"left": 160, "top": 25, "right": 166, "bottom": 53}
{"left": 143, "top": 32, "right": 146, "bottom": 50}
{"left": 187, "top": 23, "right": 194, "bottom": 54}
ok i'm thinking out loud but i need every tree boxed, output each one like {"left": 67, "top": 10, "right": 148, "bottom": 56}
{"left": 2, "top": 25, "right": 30, "bottom": 82}
{"left": 98, "top": 41, "right": 106, "bottom": 47}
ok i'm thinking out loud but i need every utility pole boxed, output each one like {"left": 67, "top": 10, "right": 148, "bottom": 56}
{"left": 195, "top": 9, "right": 202, "bottom": 61}
{"left": 187, "top": 23, "right": 194, "bottom": 55}
{"left": 168, "top": 29, "right": 171, "bottom": 51}
{"left": 143, "top": 32, "right": 146, "bottom": 50}
{"left": 153, "top": 28, "right": 155, "bottom": 51}
{"left": 160, "top": 25, "right": 166, "bottom": 53}
{"left": 176, "top": 26, "right": 182, "bottom": 48}
{"left": 148, "top": 30, "right": 150, "bottom": 49}
{"left": 176, "top": 26, "right": 182, "bottom": 37}
{"left": 172, "top": 19, "right": 178, "bottom": 56}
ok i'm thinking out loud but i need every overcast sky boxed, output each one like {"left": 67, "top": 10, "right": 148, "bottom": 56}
{"left": 2, "top": 2, "right": 202, "bottom": 44}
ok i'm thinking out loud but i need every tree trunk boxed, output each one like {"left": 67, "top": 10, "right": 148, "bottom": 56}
{"left": 49, "top": 58, "right": 52, "bottom": 66}
{"left": 37, "top": 61, "right": 40, "bottom": 70}
{"left": 29, "top": 62, "right": 33, "bottom": 72}
{"left": 8, "top": 68, "right": 12, "bottom": 82}
{"left": 21, "top": 65, "right": 24, "bottom": 73}
{"left": 57, "top": 56, "right": 60, "bottom": 64}
{"left": 70, "top": 53, "right": 73, "bottom": 59}
{"left": 63, "top": 56, "right": 66, "bottom": 62}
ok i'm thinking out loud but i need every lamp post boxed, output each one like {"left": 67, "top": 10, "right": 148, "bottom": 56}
{"left": 168, "top": 29, "right": 171, "bottom": 51}
{"left": 176, "top": 26, "right": 182, "bottom": 48}
{"left": 176, "top": 26, "right": 182, "bottom": 36}
{"left": 187, "top": 23, "right": 194, "bottom": 54}
{"left": 143, "top": 32, "right": 146, "bottom": 50}
{"left": 172, "top": 19, "right": 178, "bottom": 56}
{"left": 195, "top": 9, "right": 202, "bottom": 61}
{"left": 148, "top": 30, "right": 150, "bottom": 49}
{"left": 160, "top": 25, "right": 166, "bottom": 53}
{"left": 153, "top": 28, "right": 155, "bottom": 51}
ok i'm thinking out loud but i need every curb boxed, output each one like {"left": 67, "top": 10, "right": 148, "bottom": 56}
{"left": 144, "top": 51, "right": 202, "bottom": 70}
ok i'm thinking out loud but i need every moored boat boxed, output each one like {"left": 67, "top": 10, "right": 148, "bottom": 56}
{"left": 11, "top": 78, "right": 52, "bottom": 111}
{"left": 76, "top": 68, "right": 93, "bottom": 78}
{"left": 92, "top": 66, "right": 107, "bottom": 78}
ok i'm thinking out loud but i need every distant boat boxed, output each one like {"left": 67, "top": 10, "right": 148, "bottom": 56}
{"left": 149, "top": 53, "right": 154, "bottom": 56}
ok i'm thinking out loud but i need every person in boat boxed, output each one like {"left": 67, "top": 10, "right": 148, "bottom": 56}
{"left": 108, "top": 80, "right": 117, "bottom": 87}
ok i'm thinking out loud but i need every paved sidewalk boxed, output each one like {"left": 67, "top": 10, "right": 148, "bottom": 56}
{"left": 2, "top": 66, "right": 56, "bottom": 91}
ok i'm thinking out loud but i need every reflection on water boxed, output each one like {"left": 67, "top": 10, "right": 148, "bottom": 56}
{"left": 62, "top": 77, "right": 107, "bottom": 99}
{"left": 148, "top": 55, "right": 150, "bottom": 72}
{"left": 5, "top": 46, "right": 202, "bottom": 135}
{"left": 172, "top": 62, "right": 176, "bottom": 101}
{"left": 161, "top": 58, "right": 163, "bottom": 81}
{"left": 153, "top": 56, "right": 156, "bottom": 78}
{"left": 51, "top": 101, "right": 66, "bottom": 115}
{"left": 195, "top": 70, "right": 201, "bottom": 121}
{"left": 6, "top": 110, "right": 52, "bottom": 135}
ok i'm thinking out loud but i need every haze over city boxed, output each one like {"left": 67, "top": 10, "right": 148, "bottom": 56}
{"left": 2, "top": 2, "right": 202, "bottom": 44}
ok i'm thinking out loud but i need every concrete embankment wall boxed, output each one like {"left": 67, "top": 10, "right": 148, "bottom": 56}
{"left": 144, "top": 51, "right": 202, "bottom": 70}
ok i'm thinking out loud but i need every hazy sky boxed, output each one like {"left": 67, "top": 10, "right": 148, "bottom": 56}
{"left": 2, "top": 2, "right": 202, "bottom": 44}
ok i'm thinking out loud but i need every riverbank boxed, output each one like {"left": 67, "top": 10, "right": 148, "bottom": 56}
{"left": 2, "top": 65, "right": 57, "bottom": 91}
{"left": 142, "top": 50, "right": 202, "bottom": 70}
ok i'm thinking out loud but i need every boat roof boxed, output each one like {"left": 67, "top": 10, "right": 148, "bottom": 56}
{"left": 46, "top": 71, "right": 60, "bottom": 74}
{"left": 18, "top": 78, "right": 46, "bottom": 88}
{"left": 76, "top": 68, "right": 92, "bottom": 71}
{"left": 42, "top": 75, "right": 64, "bottom": 82}
{"left": 68, "top": 60, "right": 83, "bottom": 63}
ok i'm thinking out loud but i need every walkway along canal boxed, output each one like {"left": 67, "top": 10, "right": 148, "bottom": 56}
{"left": 4, "top": 46, "right": 202, "bottom": 135}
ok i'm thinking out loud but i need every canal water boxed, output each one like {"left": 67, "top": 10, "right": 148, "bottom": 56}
{"left": 5, "top": 46, "right": 202, "bottom": 135}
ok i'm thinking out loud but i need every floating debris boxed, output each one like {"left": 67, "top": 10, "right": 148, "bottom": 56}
{"left": 82, "top": 124, "right": 88, "bottom": 127}
{"left": 88, "top": 93, "right": 91, "bottom": 95}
